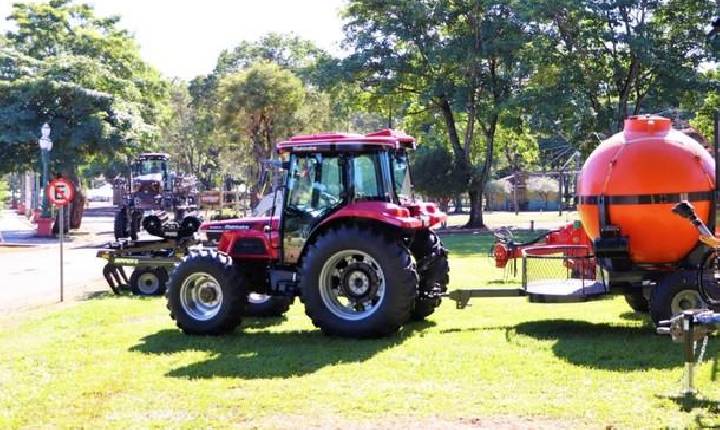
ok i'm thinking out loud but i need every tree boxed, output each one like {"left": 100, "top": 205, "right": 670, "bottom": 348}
{"left": 0, "top": 0, "right": 169, "bottom": 176}
{"left": 529, "top": 0, "right": 713, "bottom": 149}
{"left": 343, "top": 0, "right": 533, "bottom": 228}
{"left": 411, "top": 138, "right": 466, "bottom": 211}
{"left": 177, "top": 33, "right": 343, "bottom": 188}
{"left": 215, "top": 62, "right": 306, "bottom": 199}
{"left": 217, "top": 62, "right": 305, "bottom": 162}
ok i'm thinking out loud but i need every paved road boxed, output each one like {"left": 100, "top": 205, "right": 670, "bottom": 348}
{"left": 0, "top": 204, "right": 116, "bottom": 313}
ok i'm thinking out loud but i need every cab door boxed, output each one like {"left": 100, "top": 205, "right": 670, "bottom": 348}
{"left": 282, "top": 153, "right": 345, "bottom": 263}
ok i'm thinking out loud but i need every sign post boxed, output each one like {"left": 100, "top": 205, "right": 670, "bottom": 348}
{"left": 47, "top": 177, "right": 75, "bottom": 303}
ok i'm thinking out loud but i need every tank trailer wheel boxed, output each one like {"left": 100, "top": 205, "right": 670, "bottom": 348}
{"left": 166, "top": 250, "right": 246, "bottom": 335}
{"left": 244, "top": 293, "right": 295, "bottom": 317}
{"left": 129, "top": 267, "right": 168, "bottom": 296}
{"left": 409, "top": 231, "right": 450, "bottom": 321}
{"left": 299, "top": 226, "right": 417, "bottom": 338}
{"left": 650, "top": 273, "right": 705, "bottom": 326}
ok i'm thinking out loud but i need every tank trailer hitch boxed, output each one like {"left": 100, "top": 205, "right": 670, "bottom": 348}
{"left": 657, "top": 310, "right": 718, "bottom": 396}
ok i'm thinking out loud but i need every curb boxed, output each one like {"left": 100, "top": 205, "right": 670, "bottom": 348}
{"left": 0, "top": 243, "right": 39, "bottom": 248}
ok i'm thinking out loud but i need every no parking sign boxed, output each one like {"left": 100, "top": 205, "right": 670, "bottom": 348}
{"left": 45, "top": 177, "right": 75, "bottom": 303}
{"left": 47, "top": 178, "right": 75, "bottom": 207}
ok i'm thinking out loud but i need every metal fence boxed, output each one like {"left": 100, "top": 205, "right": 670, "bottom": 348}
{"left": 522, "top": 245, "right": 607, "bottom": 301}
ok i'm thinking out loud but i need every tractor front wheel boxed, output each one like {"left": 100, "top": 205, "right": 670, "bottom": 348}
{"left": 166, "top": 250, "right": 246, "bottom": 335}
{"left": 299, "top": 226, "right": 417, "bottom": 338}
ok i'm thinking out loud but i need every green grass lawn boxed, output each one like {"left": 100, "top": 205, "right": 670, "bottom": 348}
{"left": 2, "top": 233, "right": 720, "bottom": 428}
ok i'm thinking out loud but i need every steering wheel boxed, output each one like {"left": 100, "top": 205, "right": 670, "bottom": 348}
{"left": 320, "top": 192, "right": 339, "bottom": 206}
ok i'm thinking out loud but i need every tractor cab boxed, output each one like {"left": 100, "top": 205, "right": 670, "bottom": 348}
{"left": 130, "top": 153, "right": 171, "bottom": 200}
{"left": 114, "top": 152, "right": 200, "bottom": 241}
{"left": 178, "top": 129, "right": 449, "bottom": 339}
{"left": 198, "top": 129, "right": 445, "bottom": 263}
{"left": 277, "top": 129, "right": 441, "bottom": 263}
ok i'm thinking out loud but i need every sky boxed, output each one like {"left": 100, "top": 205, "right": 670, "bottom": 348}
{"left": 0, "top": 0, "right": 347, "bottom": 79}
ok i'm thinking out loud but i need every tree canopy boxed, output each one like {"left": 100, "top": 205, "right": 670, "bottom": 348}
{"left": 2, "top": 0, "right": 719, "bottom": 227}
{"left": 0, "top": 0, "right": 169, "bottom": 176}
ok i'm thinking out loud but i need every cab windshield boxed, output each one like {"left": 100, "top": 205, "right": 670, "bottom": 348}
{"left": 391, "top": 151, "right": 412, "bottom": 202}
{"left": 134, "top": 159, "right": 166, "bottom": 176}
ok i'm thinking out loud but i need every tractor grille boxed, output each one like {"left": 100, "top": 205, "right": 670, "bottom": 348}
{"left": 232, "top": 238, "right": 266, "bottom": 255}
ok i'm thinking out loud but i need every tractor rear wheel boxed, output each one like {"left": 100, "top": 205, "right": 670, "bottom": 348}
{"left": 409, "top": 231, "right": 449, "bottom": 321}
{"left": 244, "top": 293, "right": 294, "bottom": 317}
{"left": 129, "top": 267, "right": 168, "bottom": 296}
{"left": 166, "top": 250, "right": 246, "bottom": 335}
{"left": 299, "top": 226, "right": 417, "bottom": 338}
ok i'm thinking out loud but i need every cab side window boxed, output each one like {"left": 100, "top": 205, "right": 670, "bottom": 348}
{"left": 351, "top": 154, "right": 382, "bottom": 200}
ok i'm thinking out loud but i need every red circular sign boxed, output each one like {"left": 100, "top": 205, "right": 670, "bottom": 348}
{"left": 47, "top": 178, "right": 76, "bottom": 207}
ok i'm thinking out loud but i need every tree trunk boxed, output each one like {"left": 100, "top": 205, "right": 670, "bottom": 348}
{"left": 467, "top": 188, "right": 484, "bottom": 228}
{"left": 466, "top": 117, "right": 497, "bottom": 229}
{"left": 452, "top": 194, "right": 463, "bottom": 214}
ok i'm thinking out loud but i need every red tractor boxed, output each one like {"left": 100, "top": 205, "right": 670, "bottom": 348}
{"left": 166, "top": 130, "right": 450, "bottom": 338}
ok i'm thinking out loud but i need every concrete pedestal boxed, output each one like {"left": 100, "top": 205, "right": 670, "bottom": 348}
{"left": 35, "top": 217, "right": 53, "bottom": 237}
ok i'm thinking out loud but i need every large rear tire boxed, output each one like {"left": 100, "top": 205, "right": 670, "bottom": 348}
{"left": 166, "top": 250, "right": 246, "bottom": 335}
{"left": 244, "top": 294, "right": 294, "bottom": 317}
{"left": 299, "top": 226, "right": 417, "bottom": 338}
{"left": 409, "top": 231, "right": 449, "bottom": 321}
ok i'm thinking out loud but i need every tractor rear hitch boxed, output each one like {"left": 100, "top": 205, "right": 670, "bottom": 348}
{"left": 446, "top": 288, "right": 526, "bottom": 309}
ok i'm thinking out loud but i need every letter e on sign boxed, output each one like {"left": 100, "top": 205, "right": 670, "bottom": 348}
{"left": 47, "top": 178, "right": 76, "bottom": 207}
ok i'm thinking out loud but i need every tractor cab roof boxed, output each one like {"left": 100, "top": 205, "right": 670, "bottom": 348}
{"left": 276, "top": 129, "right": 416, "bottom": 154}
{"left": 137, "top": 152, "right": 170, "bottom": 161}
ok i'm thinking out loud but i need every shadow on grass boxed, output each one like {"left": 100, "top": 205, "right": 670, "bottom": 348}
{"left": 130, "top": 320, "right": 435, "bottom": 379}
{"left": 618, "top": 311, "right": 651, "bottom": 323}
{"left": 513, "top": 319, "right": 720, "bottom": 370}
{"left": 240, "top": 316, "right": 288, "bottom": 330}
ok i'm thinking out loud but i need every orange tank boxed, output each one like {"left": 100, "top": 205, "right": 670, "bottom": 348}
{"left": 578, "top": 115, "right": 715, "bottom": 264}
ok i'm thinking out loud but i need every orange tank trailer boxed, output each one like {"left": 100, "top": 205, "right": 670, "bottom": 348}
{"left": 578, "top": 115, "right": 715, "bottom": 264}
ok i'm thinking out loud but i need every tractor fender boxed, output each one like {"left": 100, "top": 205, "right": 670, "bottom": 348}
{"left": 318, "top": 202, "right": 424, "bottom": 230}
